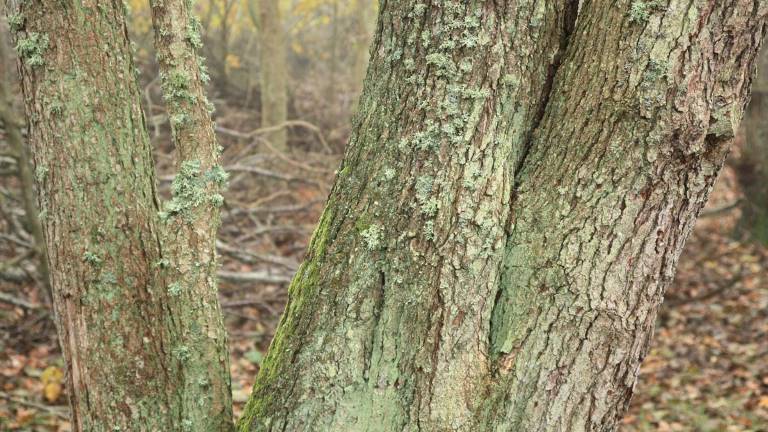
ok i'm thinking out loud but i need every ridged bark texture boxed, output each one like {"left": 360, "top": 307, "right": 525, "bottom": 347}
{"left": 9, "top": 0, "right": 231, "bottom": 430}
{"left": 240, "top": 1, "right": 767, "bottom": 431}
{"left": 150, "top": 0, "right": 234, "bottom": 428}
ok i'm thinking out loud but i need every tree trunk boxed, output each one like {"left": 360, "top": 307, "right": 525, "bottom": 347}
{"left": 351, "top": 0, "right": 373, "bottom": 104}
{"left": 738, "top": 49, "right": 768, "bottom": 242}
{"left": 0, "top": 25, "right": 51, "bottom": 302}
{"left": 257, "top": 0, "right": 288, "bottom": 151}
{"left": 239, "top": 1, "right": 766, "bottom": 431}
{"left": 9, "top": 0, "right": 232, "bottom": 430}
{"left": 149, "top": 0, "right": 234, "bottom": 429}
{"left": 324, "top": 0, "right": 339, "bottom": 122}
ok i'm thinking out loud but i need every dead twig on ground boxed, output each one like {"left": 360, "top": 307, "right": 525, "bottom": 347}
{"left": 0, "top": 291, "right": 40, "bottom": 309}
{"left": 218, "top": 270, "right": 292, "bottom": 284}
{"left": 0, "top": 391, "right": 69, "bottom": 419}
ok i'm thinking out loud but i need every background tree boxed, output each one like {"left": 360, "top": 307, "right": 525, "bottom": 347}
{"left": 239, "top": 1, "right": 767, "bottom": 430}
{"left": 149, "top": 0, "right": 234, "bottom": 428}
{"left": 350, "top": 0, "right": 373, "bottom": 99}
{"left": 738, "top": 50, "right": 768, "bottom": 242}
{"left": 256, "top": 0, "right": 288, "bottom": 150}
{"left": 0, "top": 23, "right": 49, "bottom": 302}
{"left": 8, "top": 0, "right": 232, "bottom": 429}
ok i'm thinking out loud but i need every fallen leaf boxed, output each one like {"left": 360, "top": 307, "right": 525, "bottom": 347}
{"left": 758, "top": 395, "right": 768, "bottom": 409}
{"left": 41, "top": 366, "right": 64, "bottom": 402}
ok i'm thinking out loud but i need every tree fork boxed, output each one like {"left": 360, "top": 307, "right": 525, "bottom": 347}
{"left": 8, "top": 0, "right": 232, "bottom": 429}
{"left": 240, "top": 1, "right": 768, "bottom": 431}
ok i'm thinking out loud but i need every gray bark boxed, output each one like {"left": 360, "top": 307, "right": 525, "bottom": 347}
{"left": 239, "top": 1, "right": 767, "bottom": 431}
{"left": 8, "top": 0, "right": 232, "bottom": 429}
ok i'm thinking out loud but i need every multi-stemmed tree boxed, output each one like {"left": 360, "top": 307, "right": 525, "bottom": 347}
{"left": 10, "top": 0, "right": 231, "bottom": 429}
{"left": 7, "top": 0, "right": 767, "bottom": 431}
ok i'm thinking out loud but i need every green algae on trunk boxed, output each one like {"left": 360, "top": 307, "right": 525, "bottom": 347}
{"left": 239, "top": 0, "right": 767, "bottom": 431}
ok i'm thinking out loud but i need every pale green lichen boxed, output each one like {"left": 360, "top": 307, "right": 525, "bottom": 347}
{"left": 35, "top": 166, "right": 48, "bottom": 183}
{"left": 83, "top": 251, "right": 102, "bottom": 265}
{"left": 644, "top": 59, "right": 668, "bottom": 82}
{"left": 48, "top": 99, "right": 64, "bottom": 116}
{"left": 426, "top": 53, "right": 456, "bottom": 77}
{"left": 424, "top": 220, "right": 435, "bottom": 240}
{"left": 629, "top": 1, "right": 650, "bottom": 23}
{"left": 383, "top": 167, "right": 396, "bottom": 181}
{"left": 161, "top": 70, "right": 195, "bottom": 105}
{"left": 463, "top": 165, "right": 481, "bottom": 190}
{"left": 361, "top": 224, "right": 383, "bottom": 250}
{"left": 412, "top": 3, "right": 427, "bottom": 17}
{"left": 186, "top": 17, "right": 203, "bottom": 49}
{"left": 210, "top": 193, "right": 225, "bottom": 207}
{"left": 421, "top": 197, "right": 439, "bottom": 216}
{"left": 415, "top": 175, "right": 438, "bottom": 216}
{"left": 170, "top": 112, "right": 190, "bottom": 126}
{"left": 101, "top": 272, "right": 118, "bottom": 285}
{"left": 421, "top": 30, "right": 431, "bottom": 47}
{"left": 7, "top": 13, "right": 24, "bottom": 32}
{"left": 168, "top": 281, "right": 183, "bottom": 296}
{"left": 197, "top": 55, "right": 211, "bottom": 84}
{"left": 159, "top": 160, "right": 229, "bottom": 221}
{"left": 181, "top": 419, "right": 193, "bottom": 431}
{"left": 173, "top": 345, "right": 191, "bottom": 362}
{"left": 409, "top": 122, "right": 441, "bottom": 151}
{"left": 502, "top": 74, "right": 519, "bottom": 87}
{"left": 439, "top": 39, "right": 457, "bottom": 51}
{"left": 15, "top": 32, "right": 49, "bottom": 68}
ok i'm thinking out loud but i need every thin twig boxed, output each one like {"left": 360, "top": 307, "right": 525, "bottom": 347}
{"left": 665, "top": 270, "right": 745, "bottom": 307}
{"left": 699, "top": 199, "right": 743, "bottom": 217}
{"left": 0, "top": 391, "right": 69, "bottom": 419}
{"left": 226, "top": 199, "right": 325, "bottom": 216}
{"left": 255, "top": 135, "right": 334, "bottom": 173}
{"left": 216, "top": 120, "right": 333, "bottom": 154}
{"left": 225, "top": 164, "right": 323, "bottom": 186}
{"left": 216, "top": 241, "right": 298, "bottom": 270}
{"left": 0, "top": 291, "right": 40, "bottom": 309}
{"left": 218, "top": 270, "right": 292, "bottom": 284}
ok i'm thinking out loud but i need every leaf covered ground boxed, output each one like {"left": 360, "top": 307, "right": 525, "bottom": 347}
{"left": 1, "top": 165, "right": 766, "bottom": 431}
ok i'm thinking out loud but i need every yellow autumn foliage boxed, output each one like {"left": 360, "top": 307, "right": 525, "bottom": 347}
{"left": 40, "top": 365, "right": 63, "bottom": 402}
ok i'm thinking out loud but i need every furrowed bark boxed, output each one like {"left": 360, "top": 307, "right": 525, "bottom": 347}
{"left": 240, "top": 0, "right": 767, "bottom": 431}
{"left": 9, "top": 0, "right": 232, "bottom": 429}
{"left": 488, "top": 1, "right": 767, "bottom": 429}
{"left": 149, "top": 0, "right": 234, "bottom": 429}
{"left": 9, "top": 1, "right": 176, "bottom": 429}
{"left": 239, "top": 0, "right": 577, "bottom": 429}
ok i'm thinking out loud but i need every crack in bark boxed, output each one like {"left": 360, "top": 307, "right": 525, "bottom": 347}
{"left": 512, "top": 0, "right": 580, "bottom": 186}
{"left": 490, "top": 0, "right": 581, "bottom": 363}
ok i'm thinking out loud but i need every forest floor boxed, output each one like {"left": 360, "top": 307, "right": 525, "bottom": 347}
{"left": 1, "top": 162, "right": 767, "bottom": 431}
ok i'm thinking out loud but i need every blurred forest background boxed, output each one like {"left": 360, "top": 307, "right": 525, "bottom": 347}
{"left": 0, "top": 1, "right": 767, "bottom": 430}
